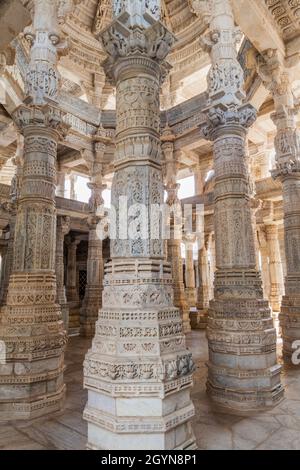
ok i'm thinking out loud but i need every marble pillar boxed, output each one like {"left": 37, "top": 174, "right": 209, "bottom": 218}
{"left": 80, "top": 133, "right": 109, "bottom": 338}
{"left": 258, "top": 49, "right": 300, "bottom": 364}
{"left": 0, "top": 138, "right": 23, "bottom": 306}
{"left": 258, "top": 227, "right": 271, "bottom": 302}
{"left": 69, "top": 173, "right": 77, "bottom": 200}
{"left": 66, "top": 238, "right": 80, "bottom": 335}
{"left": 265, "top": 224, "right": 284, "bottom": 313}
{"left": 201, "top": 0, "right": 283, "bottom": 413}
{"left": 194, "top": 235, "right": 210, "bottom": 329}
{"left": 0, "top": 1, "right": 68, "bottom": 419}
{"left": 208, "top": 233, "right": 215, "bottom": 301}
{"left": 184, "top": 235, "right": 197, "bottom": 309}
{"left": 161, "top": 128, "right": 191, "bottom": 333}
{"left": 66, "top": 239, "right": 79, "bottom": 303}
{"left": 83, "top": 1, "right": 196, "bottom": 450}
{"left": 56, "top": 216, "right": 70, "bottom": 330}
{"left": 56, "top": 169, "right": 66, "bottom": 198}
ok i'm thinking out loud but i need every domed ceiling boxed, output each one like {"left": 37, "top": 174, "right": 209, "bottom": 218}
{"left": 56, "top": 0, "right": 211, "bottom": 108}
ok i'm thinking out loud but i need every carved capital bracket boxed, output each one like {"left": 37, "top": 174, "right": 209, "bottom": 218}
{"left": 99, "top": 14, "right": 176, "bottom": 83}
{"left": 13, "top": 103, "right": 70, "bottom": 140}
{"left": 57, "top": 215, "right": 71, "bottom": 236}
{"left": 202, "top": 103, "right": 257, "bottom": 140}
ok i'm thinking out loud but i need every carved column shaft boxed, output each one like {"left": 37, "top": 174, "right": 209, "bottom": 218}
{"left": 162, "top": 133, "right": 191, "bottom": 333}
{"left": 194, "top": 236, "right": 210, "bottom": 329}
{"left": 257, "top": 49, "right": 300, "bottom": 363}
{"left": 0, "top": 105, "right": 67, "bottom": 420}
{"left": 56, "top": 215, "right": 70, "bottom": 329}
{"left": 202, "top": 0, "right": 283, "bottom": 413}
{"left": 83, "top": 1, "right": 196, "bottom": 450}
{"left": 56, "top": 170, "right": 66, "bottom": 198}
{"left": 66, "top": 239, "right": 79, "bottom": 301}
{"left": 265, "top": 224, "right": 284, "bottom": 313}
{"left": 184, "top": 237, "right": 196, "bottom": 308}
{"left": 80, "top": 216, "right": 103, "bottom": 337}
{"left": 80, "top": 138, "right": 107, "bottom": 338}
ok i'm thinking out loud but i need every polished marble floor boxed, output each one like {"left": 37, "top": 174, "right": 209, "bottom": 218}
{"left": 1, "top": 330, "right": 300, "bottom": 450}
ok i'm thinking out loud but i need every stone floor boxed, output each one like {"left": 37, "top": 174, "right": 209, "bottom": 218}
{"left": 1, "top": 330, "right": 300, "bottom": 450}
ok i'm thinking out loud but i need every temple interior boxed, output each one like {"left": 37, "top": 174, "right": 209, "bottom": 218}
{"left": 0, "top": 0, "right": 300, "bottom": 451}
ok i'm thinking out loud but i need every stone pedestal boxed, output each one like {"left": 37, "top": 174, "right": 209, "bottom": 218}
{"left": 83, "top": 2, "right": 196, "bottom": 450}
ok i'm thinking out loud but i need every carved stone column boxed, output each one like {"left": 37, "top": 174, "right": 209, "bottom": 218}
{"left": 194, "top": 164, "right": 205, "bottom": 195}
{"left": 0, "top": 239, "right": 8, "bottom": 305}
{"left": 80, "top": 132, "right": 109, "bottom": 338}
{"left": 69, "top": 173, "right": 77, "bottom": 200}
{"left": 56, "top": 168, "right": 66, "bottom": 198}
{"left": 66, "top": 239, "right": 80, "bottom": 302}
{"left": 161, "top": 127, "right": 191, "bottom": 333}
{"left": 208, "top": 232, "right": 215, "bottom": 301}
{"left": 194, "top": 234, "right": 210, "bottom": 329}
{"left": 201, "top": 0, "right": 283, "bottom": 413}
{"left": 265, "top": 224, "right": 284, "bottom": 313}
{"left": 184, "top": 234, "right": 197, "bottom": 309}
{"left": 0, "top": 0, "right": 68, "bottom": 419}
{"left": 258, "top": 227, "right": 271, "bottom": 302}
{"left": 83, "top": 1, "right": 196, "bottom": 450}
{"left": 0, "top": 136, "right": 24, "bottom": 306}
{"left": 257, "top": 49, "right": 300, "bottom": 364}
{"left": 56, "top": 215, "right": 70, "bottom": 330}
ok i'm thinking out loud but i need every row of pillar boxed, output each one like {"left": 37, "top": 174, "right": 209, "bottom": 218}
{"left": 0, "top": 0, "right": 299, "bottom": 450}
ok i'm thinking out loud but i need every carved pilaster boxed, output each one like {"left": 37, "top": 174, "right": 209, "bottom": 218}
{"left": 83, "top": 1, "right": 196, "bottom": 450}
{"left": 201, "top": 0, "right": 283, "bottom": 414}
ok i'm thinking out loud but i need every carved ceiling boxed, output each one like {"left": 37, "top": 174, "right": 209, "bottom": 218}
{"left": 1, "top": 0, "right": 300, "bottom": 185}
{"left": 56, "top": 0, "right": 209, "bottom": 107}
{"left": 265, "top": 0, "right": 300, "bottom": 41}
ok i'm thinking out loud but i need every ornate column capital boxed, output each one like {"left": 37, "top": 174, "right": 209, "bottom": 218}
{"left": 22, "top": 0, "right": 71, "bottom": 105}
{"left": 200, "top": 0, "right": 256, "bottom": 138}
{"left": 203, "top": 103, "right": 257, "bottom": 140}
{"left": 57, "top": 215, "right": 70, "bottom": 236}
{"left": 99, "top": 8, "right": 176, "bottom": 83}
{"left": 13, "top": 103, "right": 69, "bottom": 140}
